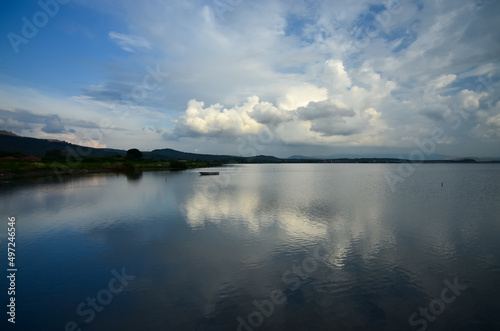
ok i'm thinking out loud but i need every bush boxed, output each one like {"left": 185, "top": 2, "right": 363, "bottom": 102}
{"left": 44, "top": 149, "right": 63, "bottom": 160}
{"left": 126, "top": 148, "right": 143, "bottom": 160}
{"left": 170, "top": 160, "right": 188, "bottom": 170}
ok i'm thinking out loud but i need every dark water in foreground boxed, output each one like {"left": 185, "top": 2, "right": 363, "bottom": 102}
{"left": 1, "top": 164, "right": 500, "bottom": 331}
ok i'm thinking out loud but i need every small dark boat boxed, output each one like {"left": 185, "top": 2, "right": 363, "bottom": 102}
{"left": 199, "top": 171, "right": 219, "bottom": 176}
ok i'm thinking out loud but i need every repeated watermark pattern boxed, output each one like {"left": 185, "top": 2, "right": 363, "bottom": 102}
{"left": 8, "top": 1, "right": 492, "bottom": 330}
{"left": 65, "top": 268, "right": 135, "bottom": 331}
{"left": 212, "top": 0, "right": 244, "bottom": 21}
{"left": 236, "top": 243, "right": 469, "bottom": 331}
{"left": 178, "top": 120, "right": 278, "bottom": 220}
{"left": 350, "top": 0, "right": 404, "bottom": 52}
{"left": 236, "top": 246, "right": 328, "bottom": 330}
{"left": 385, "top": 75, "right": 500, "bottom": 192}
{"left": 409, "top": 277, "right": 468, "bottom": 331}
{"left": 106, "top": 64, "right": 170, "bottom": 123}
{"left": 49, "top": 63, "right": 169, "bottom": 181}
{"left": 7, "top": 0, "right": 70, "bottom": 54}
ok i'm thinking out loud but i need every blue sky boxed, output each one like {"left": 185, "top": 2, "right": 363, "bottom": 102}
{"left": 1, "top": 0, "right": 499, "bottom": 157}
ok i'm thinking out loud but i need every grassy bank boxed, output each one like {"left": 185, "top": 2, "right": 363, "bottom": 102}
{"left": 0, "top": 156, "right": 222, "bottom": 180}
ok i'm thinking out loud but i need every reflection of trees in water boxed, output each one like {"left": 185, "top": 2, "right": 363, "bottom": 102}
{"left": 126, "top": 170, "right": 143, "bottom": 182}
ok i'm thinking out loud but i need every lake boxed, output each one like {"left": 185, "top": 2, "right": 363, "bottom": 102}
{"left": 1, "top": 164, "right": 499, "bottom": 330}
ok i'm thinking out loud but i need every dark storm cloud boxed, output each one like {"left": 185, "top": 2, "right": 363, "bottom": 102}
{"left": 42, "top": 115, "right": 67, "bottom": 133}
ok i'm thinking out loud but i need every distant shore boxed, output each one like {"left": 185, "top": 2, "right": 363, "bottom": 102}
{"left": 3, "top": 157, "right": 499, "bottom": 182}
{"left": 0, "top": 158, "right": 221, "bottom": 181}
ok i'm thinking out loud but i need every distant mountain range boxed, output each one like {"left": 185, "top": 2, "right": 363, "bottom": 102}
{"left": 0, "top": 131, "right": 125, "bottom": 158}
{"left": 0, "top": 131, "right": 281, "bottom": 163}
{"left": 1, "top": 131, "right": 499, "bottom": 163}
{"left": 146, "top": 148, "right": 282, "bottom": 163}
{"left": 288, "top": 153, "right": 500, "bottom": 162}
{"left": 289, "top": 153, "right": 453, "bottom": 161}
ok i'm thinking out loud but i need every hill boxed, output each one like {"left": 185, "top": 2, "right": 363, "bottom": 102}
{"left": 0, "top": 132, "right": 125, "bottom": 158}
{"left": 288, "top": 155, "right": 319, "bottom": 160}
{"left": 0, "top": 132, "right": 282, "bottom": 163}
{"left": 1, "top": 132, "right": 498, "bottom": 164}
{"left": 148, "top": 148, "right": 282, "bottom": 163}
{"left": 0, "top": 130, "right": 19, "bottom": 137}
{"left": 289, "top": 153, "right": 454, "bottom": 161}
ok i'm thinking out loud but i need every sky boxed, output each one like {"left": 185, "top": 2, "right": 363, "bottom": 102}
{"left": 0, "top": 0, "right": 499, "bottom": 158}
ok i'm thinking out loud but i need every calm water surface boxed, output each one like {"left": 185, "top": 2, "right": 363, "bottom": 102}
{"left": 1, "top": 164, "right": 499, "bottom": 330}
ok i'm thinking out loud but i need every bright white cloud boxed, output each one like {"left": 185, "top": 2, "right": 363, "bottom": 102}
{"left": 1, "top": 0, "right": 500, "bottom": 157}
{"left": 277, "top": 84, "right": 329, "bottom": 111}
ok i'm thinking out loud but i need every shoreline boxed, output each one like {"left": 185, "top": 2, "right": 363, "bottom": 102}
{"left": 0, "top": 163, "right": 221, "bottom": 182}
{"left": 3, "top": 161, "right": 499, "bottom": 182}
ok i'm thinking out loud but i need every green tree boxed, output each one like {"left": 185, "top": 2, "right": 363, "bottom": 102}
{"left": 126, "top": 148, "right": 143, "bottom": 160}
{"left": 44, "top": 149, "right": 63, "bottom": 160}
{"left": 170, "top": 160, "right": 188, "bottom": 170}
